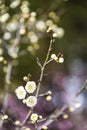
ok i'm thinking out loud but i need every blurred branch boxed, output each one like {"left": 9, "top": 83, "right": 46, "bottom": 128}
{"left": 75, "top": 80, "right": 87, "bottom": 97}
{"left": 0, "top": 110, "right": 17, "bottom": 127}
{"left": 37, "top": 104, "right": 67, "bottom": 130}
{"left": 3, "top": 61, "right": 13, "bottom": 110}
{"left": 0, "top": 104, "right": 67, "bottom": 130}
{"left": 47, "top": 0, "right": 62, "bottom": 13}
{"left": 19, "top": 108, "right": 33, "bottom": 127}
{"left": 37, "top": 57, "right": 42, "bottom": 68}
{"left": 5, "top": 61, "right": 12, "bottom": 87}
{"left": 13, "top": 21, "right": 22, "bottom": 47}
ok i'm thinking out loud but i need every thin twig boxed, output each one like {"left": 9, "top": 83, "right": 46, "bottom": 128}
{"left": 46, "top": 59, "right": 53, "bottom": 65}
{"left": 36, "top": 38, "right": 54, "bottom": 98}
{"left": 19, "top": 108, "right": 33, "bottom": 127}
{"left": 13, "top": 108, "right": 33, "bottom": 130}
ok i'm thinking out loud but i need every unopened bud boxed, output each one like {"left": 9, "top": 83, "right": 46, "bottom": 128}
{"left": 2, "top": 115, "right": 8, "bottom": 120}
{"left": 58, "top": 57, "right": 64, "bottom": 63}
{"left": 53, "top": 33, "right": 57, "bottom": 38}
{"left": 23, "top": 76, "right": 29, "bottom": 82}
{"left": 63, "top": 113, "right": 69, "bottom": 119}
{"left": 46, "top": 95, "right": 52, "bottom": 101}
{"left": 15, "top": 120, "right": 20, "bottom": 125}
{"left": 41, "top": 125, "right": 48, "bottom": 130}
{"left": 47, "top": 91, "right": 52, "bottom": 95}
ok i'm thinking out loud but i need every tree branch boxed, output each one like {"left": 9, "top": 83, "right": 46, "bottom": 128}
{"left": 36, "top": 38, "right": 54, "bottom": 98}
{"left": 75, "top": 80, "right": 87, "bottom": 97}
{"left": 37, "top": 104, "right": 67, "bottom": 130}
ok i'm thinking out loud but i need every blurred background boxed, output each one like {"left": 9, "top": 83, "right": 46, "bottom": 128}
{"left": 0, "top": 0, "right": 87, "bottom": 130}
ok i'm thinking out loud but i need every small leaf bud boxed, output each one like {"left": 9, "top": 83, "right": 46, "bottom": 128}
{"left": 53, "top": 33, "right": 57, "bottom": 38}
{"left": 23, "top": 76, "right": 29, "bottom": 82}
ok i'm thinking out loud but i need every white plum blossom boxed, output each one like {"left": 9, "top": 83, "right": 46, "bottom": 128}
{"left": 10, "top": 0, "right": 21, "bottom": 9}
{"left": 3, "top": 32, "right": 11, "bottom": 40}
{"left": 0, "top": 13, "right": 10, "bottom": 23}
{"left": 54, "top": 27, "right": 65, "bottom": 38}
{"left": 15, "top": 86, "right": 26, "bottom": 99}
{"left": 2, "top": 115, "right": 8, "bottom": 120}
{"left": 51, "top": 54, "right": 57, "bottom": 60}
{"left": 26, "top": 96, "right": 37, "bottom": 107}
{"left": 53, "top": 33, "right": 57, "bottom": 38}
{"left": 30, "top": 34, "right": 38, "bottom": 43}
{"left": 36, "top": 20, "right": 46, "bottom": 31}
{"left": 30, "top": 113, "right": 38, "bottom": 122}
{"left": 25, "top": 81, "right": 36, "bottom": 93}
{"left": 75, "top": 102, "right": 81, "bottom": 108}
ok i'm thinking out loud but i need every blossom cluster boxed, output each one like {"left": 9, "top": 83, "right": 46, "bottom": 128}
{"left": 0, "top": 0, "right": 65, "bottom": 68}
{"left": 15, "top": 81, "right": 37, "bottom": 108}
{"left": 15, "top": 79, "right": 52, "bottom": 125}
{"left": 51, "top": 53, "right": 64, "bottom": 63}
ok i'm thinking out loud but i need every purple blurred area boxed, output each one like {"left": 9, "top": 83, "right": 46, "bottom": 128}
{"left": 1, "top": 59, "right": 87, "bottom": 130}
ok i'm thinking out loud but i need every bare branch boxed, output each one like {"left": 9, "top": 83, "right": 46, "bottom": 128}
{"left": 36, "top": 37, "right": 54, "bottom": 98}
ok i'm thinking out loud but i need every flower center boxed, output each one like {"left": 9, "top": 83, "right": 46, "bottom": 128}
{"left": 29, "top": 98, "right": 33, "bottom": 103}
{"left": 28, "top": 85, "right": 32, "bottom": 89}
{"left": 19, "top": 90, "right": 24, "bottom": 95}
